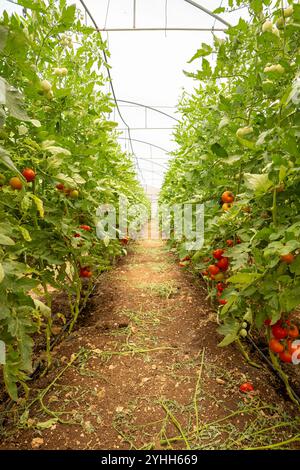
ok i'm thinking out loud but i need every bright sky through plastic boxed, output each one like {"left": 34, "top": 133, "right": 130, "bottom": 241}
{"left": 0, "top": 0, "right": 249, "bottom": 192}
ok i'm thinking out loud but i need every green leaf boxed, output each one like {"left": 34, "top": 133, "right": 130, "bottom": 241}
{"left": 0, "top": 263, "right": 4, "bottom": 283}
{"left": 0, "top": 77, "right": 30, "bottom": 122}
{"left": 41, "top": 141, "right": 71, "bottom": 156}
{"left": 290, "top": 256, "right": 300, "bottom": 275}
{"left": 31, "top": 195, "right": 44, "bottom": 218}
{"left": 237, "top": 135, "right": 256, "bottom": 149}
{"left": 17, "top": 0, "right": 46, "bottom": 12}
{"left": 0, "top": 146, "right": 23, "bottom": 177}
{"left": 0, "top": 233, "right": 15, "bottom": 245}
{"left": 244, "top": 173, "right": 273, "bottom": 194}
{"left": 36, "top": 418, "right": 58, "bottom": 430}
{"left": 18, "top": 226, "right": 32, "bottom": 242}
{"left": 217, "top": 319, "right": 240, "bottom": 347}
{"left": 0, "top": 26, "right": 8, "bottom": 51}
{"left": 33, "top": 299, "right": 51, "bottom": 317}
{"left": 211, "top": 142, "right": 228, "bottom": 157}
{"left": 227, "top": 272, "right": 261, "bottom": 285}
{"left": 188, "top": 43, "right": 213, "bottom": 63}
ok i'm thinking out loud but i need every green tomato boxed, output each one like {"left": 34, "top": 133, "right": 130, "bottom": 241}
{"left": 0, "top": 173, "right": 6, "bottom": 186}
{"left": 69, "top": 189, "right": 79, "bottom": 199}
{"left": 239, "top": 328, "right": 248, "bottom": 338}
{"left": 284, "top": 6, "right": 293, "bottom": 18}
{"left": 242, "top": 322, "right": 248, "bottom": 329}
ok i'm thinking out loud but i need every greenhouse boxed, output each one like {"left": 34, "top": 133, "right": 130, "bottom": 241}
{"left": 0, "top": 0, "right": 300, "bottom": 456}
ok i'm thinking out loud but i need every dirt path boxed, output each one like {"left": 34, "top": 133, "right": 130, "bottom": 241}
{"left": 1, "top": 240, "right": 299, "bottom": 450}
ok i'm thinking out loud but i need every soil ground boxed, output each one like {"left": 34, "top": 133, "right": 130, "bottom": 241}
{"left": 1, "top": 239, "right": 300, "bottom": 450}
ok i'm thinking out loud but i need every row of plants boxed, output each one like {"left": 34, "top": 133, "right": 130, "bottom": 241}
{"left": 160, "top": 0, "right": 300, "bottom": 401}
{"left": 0, "top": 0, "right": 146, "bottom": 400}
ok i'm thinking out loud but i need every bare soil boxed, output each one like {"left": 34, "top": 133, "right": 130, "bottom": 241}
{"left": 1, "top": 240, "right": 299, "bottom": 450}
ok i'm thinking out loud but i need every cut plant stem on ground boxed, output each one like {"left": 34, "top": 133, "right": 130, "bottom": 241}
{"left": 1, "top": 240, "right": 299, "bottom": 450}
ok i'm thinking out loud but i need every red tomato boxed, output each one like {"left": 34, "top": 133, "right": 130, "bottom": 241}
{"left": 218, "top": 299, "right": 227, "bottom": 305}
{"left": 56, "top": 183, "right": 64, "bottom": 191}
{"left": 217, "top": 282, "right": 225, "bottom": 292}
{"left": 120, "top": 237, "right": 129, "bottom": 245}
{"left": 181, "top": 255, "right": 191, "bottom": 262}
{"left": 280, "top": 253, "right": 294, "bottom": 264}
{"left": 80, "top": 225, "right": 91, "bottom": 232}
{"left": 202, "top": 270, "right": 208, "bottom": 276}
{"left": 272, "top": 322, "right": 288, "bottom": 340}
{"left": 22, "top": 168, "right": 36, "bottom": 182}
{"left": 216, "top": 257, "right": 229, "bottom": 271}
{"left": 269, "top": 338, "right": 284, "bottom": 354}
{"left": 208, "top": 265, "right": 220, "bottom": 276}
{"left": 236, "top": 238, "right": 242, "bottom": 244}
{"left": 287, "top": 324, "right": 299, "bottom": 338}
{"left": 74, "top": 233, "right": 81, "bottom": 238}
{"left": 222, "top": 202, "right": 233, "bottom": 211}
{"left": 213, "top": 249, "right": 224, "bottom": 260}
{"left": 80, "top": 269, "right": 92, "bottom": 278}
{"left": 239, "top": 382, "right": 254, "bottom": 393}
{"left": 221, "top": 191, "right": 234, "bottom": 203}
{"left": 9, "top": 177, "right": 23, "bottom": 190}
{"left": 279, "top": 350, "right": 292, "bottom": 363}
{"left": 226, "top": 239, "right": 234, "bottom": 247}
{"left": 264, "top": 318, "right": 272, "bottom": 326}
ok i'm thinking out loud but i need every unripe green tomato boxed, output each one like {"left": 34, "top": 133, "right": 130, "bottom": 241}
{"left": 236, "top": 126, "right": 253, "bottom": 138}
{"left": 239, "top": 328, "right": 248, "bottom": 338}
{"left": 242, "top": 322, "right": 248, "bottom": 329}
{"left": 262, "top": 20, "right": 273, "bottom": 33}
{"left": 284, "top": 6, "right": 293, "bottom": 18}
{"left": 0, "top": 173, "right": 6, "bottom": 186}
{"left": 69, "top": 189, "right": 79, "bottom": 199}
{"left": 40, "top": 79, "right": 52, "bottom": 92}
{"left": 276, "top": 17, "right": 285, "bottom": 29}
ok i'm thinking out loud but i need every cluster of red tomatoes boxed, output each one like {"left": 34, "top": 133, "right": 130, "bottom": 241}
{"left": 74, "top": 225, "right": 92, "bottom": 238}
{"left": 56, "top": 182, "right": 79, "bottom": 199}
{"left": 4, "top": 168, "right": 36, "bottom": 190}
{"left": 178, "top": 255, "right": 191, "bottom": 267}
{"left": 202, "top": 248, "right": 231, "bottom": 306}
{"left": 267, "top": 319, "right": 300, "bottom": 363}
{"left": 79, "top": 266, "right": 93, "bottom": 278}
{"left": 221, "top": 190, "right": 235, "bottom": 212}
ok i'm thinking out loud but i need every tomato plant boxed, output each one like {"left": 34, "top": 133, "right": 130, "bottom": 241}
{"left": 0, "top": 0, "right": 147, "bottom": 400}
{"left": 160, "top": 0, "right": 300, "bottom": 401}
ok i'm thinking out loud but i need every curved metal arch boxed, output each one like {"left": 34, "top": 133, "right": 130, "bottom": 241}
{"left": 183, "top": 1, "right": 231, "bottom": 28}
{"left": 117, "top": 137, "right": 170, "bottom": 154}
{"left": 117, "top": 99, "right": 179, "bottom": 122}
{"left": 138, "top": 157, "right": 168, "bottom": 170}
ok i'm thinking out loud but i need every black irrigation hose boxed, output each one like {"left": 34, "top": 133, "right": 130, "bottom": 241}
{"left": 247, "top": 335, "right": 300, "bottom": 405}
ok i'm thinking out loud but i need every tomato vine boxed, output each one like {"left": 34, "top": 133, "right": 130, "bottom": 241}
{"left": 0, "top": 0, "right": 146, "bottom": 400}
{"left": 160, "top": 0, "right": 300, "bottom": 400}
